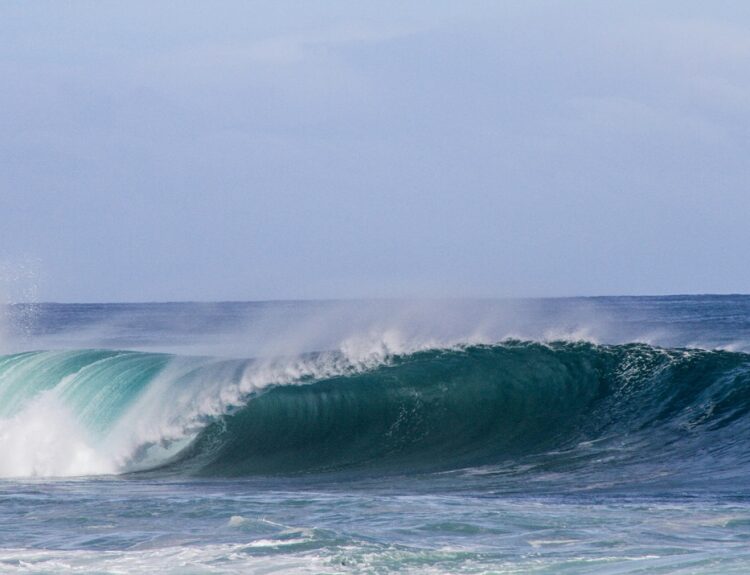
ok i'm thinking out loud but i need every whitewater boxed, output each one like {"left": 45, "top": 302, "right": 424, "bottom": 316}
{"left": 2, "top": 297, "right": 750, "bottom": 573}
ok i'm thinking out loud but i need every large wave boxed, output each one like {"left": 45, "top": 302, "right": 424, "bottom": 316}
{"left": 1, "top": 341, "right": 750, "bottom": 482}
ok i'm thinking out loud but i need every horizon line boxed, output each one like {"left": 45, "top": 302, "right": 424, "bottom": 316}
{"left": 6, "top": 293, "right": 750, "bottom": 306}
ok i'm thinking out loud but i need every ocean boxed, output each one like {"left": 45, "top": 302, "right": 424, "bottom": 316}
{"left": 1, "top": 296, "right": 750, "bottom": 574}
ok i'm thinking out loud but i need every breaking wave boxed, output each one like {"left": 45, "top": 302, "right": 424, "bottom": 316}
{"left": 2, "top": 341, "right": 750, "bottom": 483}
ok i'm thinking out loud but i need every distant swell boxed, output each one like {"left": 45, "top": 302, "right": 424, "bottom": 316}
{"left": 2, "top": 342, "right": 750, "bottom": 482}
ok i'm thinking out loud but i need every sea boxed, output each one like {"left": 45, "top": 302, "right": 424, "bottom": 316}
{"left": 1, "top": 296, "right": 750, "bottom": 574}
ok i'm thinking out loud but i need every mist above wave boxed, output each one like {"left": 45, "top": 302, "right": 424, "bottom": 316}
{"left": 4, "top": 296, "right": 750, "bottom": 358}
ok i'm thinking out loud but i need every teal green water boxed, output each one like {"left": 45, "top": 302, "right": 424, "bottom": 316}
{"left": 2, "top": 298, "right": 750, "bottom": 573}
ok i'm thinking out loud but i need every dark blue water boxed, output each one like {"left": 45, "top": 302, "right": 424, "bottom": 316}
{"left": 2, "top": 297, "right": 750, "bottom": 573}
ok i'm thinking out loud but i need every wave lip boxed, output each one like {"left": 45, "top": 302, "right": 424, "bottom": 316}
{"left": 2, "top": 341, "right": 750, "bottom": 482}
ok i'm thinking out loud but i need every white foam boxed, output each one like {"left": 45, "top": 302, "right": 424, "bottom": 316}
{"left": 227, "top": 515, "right": 247, "bottom": 527}
{"left": 0, "top": 544, "right": 334, "bottom": 574}
{"left": 0, "top": 391, "right": 114, "bottom": 477}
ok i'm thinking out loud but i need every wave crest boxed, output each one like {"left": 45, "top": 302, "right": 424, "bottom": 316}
{"left": 2, "top": 341, "right": 750, "bottom": 480}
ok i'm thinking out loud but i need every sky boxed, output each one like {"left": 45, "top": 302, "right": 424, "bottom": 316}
{"left": 2, "top": 1, "right": 750, "bottom": 302}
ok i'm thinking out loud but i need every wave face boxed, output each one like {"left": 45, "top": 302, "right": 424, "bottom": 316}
{"left": 2, "top": 341, "right": 750, "bottom": 483}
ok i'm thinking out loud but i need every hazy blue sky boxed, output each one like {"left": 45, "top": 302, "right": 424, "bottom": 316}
{"left": 2, "top": 1, "right": 750, "bottom": 302}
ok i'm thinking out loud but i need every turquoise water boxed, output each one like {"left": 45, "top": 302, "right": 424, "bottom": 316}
{"left": 2, "top": 297, "right": 750, "bottom": 573}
